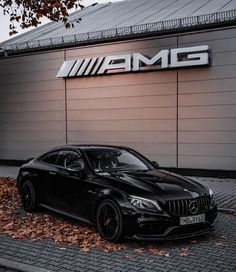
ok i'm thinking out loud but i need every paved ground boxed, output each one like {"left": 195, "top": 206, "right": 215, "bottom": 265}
{"left": 0, "top": 212, "right": 235, "bottom": 272}
{"left": 0, "top": 166, "right": 18, "bottom": 179}
{"left": 0, "top": 268, "right": 17, "bottom": 272}
{"left": 189, "top": 177, "right": 236, "bottom": 210}
{"left": 0, "top": 166, "right": 235, "bottom": 272}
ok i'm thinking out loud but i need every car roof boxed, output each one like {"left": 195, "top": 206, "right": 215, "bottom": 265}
{"left": 36, "top": 144, "right": 132, "bottom": 160}
{"left": 45, "top": 144, "right": 131, "bottom": 152}
{"left": 70, "top": 144, "right": 131, "bottom": 150}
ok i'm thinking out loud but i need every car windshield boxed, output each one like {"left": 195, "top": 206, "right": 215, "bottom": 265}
{"left": 84, "top": 147, "right": 151, "bottom": 173}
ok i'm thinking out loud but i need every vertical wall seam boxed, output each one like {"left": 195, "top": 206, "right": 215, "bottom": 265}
{"left": 176, "top": 35, "right": 179, "bottom": 168}
{"left": 64, "top": 50, "right": 68, "bottom": 145}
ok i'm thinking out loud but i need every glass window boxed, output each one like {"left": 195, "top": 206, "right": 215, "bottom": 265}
{"left": 56, "top": 150, "right": 84, "bottom": 170}
{"left": 85, "top": 148, "right": 150, "bottom": 172}
{"left": 40, "top": 151, "right": 59, "bottom": 165}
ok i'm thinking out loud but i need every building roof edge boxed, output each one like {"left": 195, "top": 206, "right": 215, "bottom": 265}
{"left": 1, "top": 9, "right": 236, "bottom": 56}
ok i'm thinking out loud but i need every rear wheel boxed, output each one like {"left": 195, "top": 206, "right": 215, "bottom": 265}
{"left": 20, "top": 180, "right": 37, "bottom": 212}
{"left": 96, "top": 199, "right": 124, "bottom": 242}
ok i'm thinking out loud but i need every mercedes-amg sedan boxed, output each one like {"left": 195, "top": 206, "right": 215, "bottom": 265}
{"left": 17, "top": 145, "right": 217, "bottom": 242}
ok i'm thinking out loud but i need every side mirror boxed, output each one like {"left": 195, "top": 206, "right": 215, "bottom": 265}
{"left": 152, "top": 161, "right": 159, "bottom": 169}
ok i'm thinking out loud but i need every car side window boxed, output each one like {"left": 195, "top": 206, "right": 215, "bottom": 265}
{"left": 56, "top": 150, "right": 85, "bottom": 170}
{"left": 40, "top": 151, "right": 59, "bottom": 165}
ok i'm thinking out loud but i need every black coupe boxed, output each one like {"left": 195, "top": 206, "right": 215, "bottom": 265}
{"left": 17, "top": 145, "right": 217, "bottom": 242}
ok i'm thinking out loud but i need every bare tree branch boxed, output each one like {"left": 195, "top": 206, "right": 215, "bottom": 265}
{"left": 0, "top": 0, "right": 84, "bottom": 35}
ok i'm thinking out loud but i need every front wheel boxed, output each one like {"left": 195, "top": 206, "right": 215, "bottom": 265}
{"left": 20, "top": 180, "right": 37, "bottom": 212}
{"left": 96, "top": 199, "right": 124, "bottom": 242}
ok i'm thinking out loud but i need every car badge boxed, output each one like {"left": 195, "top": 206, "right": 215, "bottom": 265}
{"left": 189, "top": 200, "right": 199, "bottom": 215}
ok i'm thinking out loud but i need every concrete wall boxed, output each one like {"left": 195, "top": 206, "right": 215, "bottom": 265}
{"left": 0, "top": 26, "right": 235, "bottom": 170}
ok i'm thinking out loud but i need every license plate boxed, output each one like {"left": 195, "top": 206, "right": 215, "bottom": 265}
{"left": 180, "top": 214, "right": 205, "bottom": 225}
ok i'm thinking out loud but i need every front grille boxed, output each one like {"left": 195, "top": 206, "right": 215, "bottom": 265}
{"left": 165, "top": 196, "right": 211, "bottom": 216}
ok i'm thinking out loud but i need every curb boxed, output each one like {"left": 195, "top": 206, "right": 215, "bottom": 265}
{"left": 0, "top": 258, "right": 52, "bottom": 272}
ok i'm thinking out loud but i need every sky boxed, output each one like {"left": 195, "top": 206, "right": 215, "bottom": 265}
{"left": 0, "top": 0, "right": 124, "bottom": 43}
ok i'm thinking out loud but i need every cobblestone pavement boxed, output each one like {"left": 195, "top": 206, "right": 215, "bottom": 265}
{"left": 0, "top": 268, "right": 18, "bottom": 272}
{"left": 0, "top": 212, "right": 235, "bottom": 272}
{"left": 189, "top": 177, "right": 236, "bottom": 210}
{"left": 0, "top": 167, "right": 18, "bottom": 179}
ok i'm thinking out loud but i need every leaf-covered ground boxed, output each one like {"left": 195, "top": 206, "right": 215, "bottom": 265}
{"left": 0, "top": 177, "right": 128, "bottom": 252}
{"left": 0, "top": 177, "right": 172, "bottom": 255}
{"left": 1, "top": 177, "right": 232, "bottom": 256}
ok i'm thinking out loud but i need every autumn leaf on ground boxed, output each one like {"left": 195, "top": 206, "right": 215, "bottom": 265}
{"left": 147, "top": 245, "right": 170, "bottom": 257}
{"left": 189, "top": 240, "right": 198, "bottom": 244}
{"left": 219, "top": 235, "right": 227, "bottom": 240}
{"left": 0, "top": 177, "right": 127, "bottom": 252}
{"left": 134, "top": 248, "right": 145, "bottom": 253}
{"left": 214, "top": 242, "right": 229, "bottom": 248}
{"left": 226, "top": 211, "right": 236, "bottom": 217}
{"left": 180, "top": 247, "right": 190, "bottom": 257}
{"left": 60, "top": 247, "right": 67, "bottom": 250}
{"left": 124, "top": 255, "right": 132, "bottom": 260}
{"left": 144, "top": 258, "right": 154, "bottom": 264}
{"left": 80, "top": 246, "right": 90, "bottom": 252}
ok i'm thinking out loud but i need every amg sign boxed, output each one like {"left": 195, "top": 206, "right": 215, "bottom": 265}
{"left": 57, "top": 45, "right": 209, "bottom": 78}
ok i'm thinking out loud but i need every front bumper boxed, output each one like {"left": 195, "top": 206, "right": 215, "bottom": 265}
{"left": 123, "top": 205, "right": 217, "bottom": 241}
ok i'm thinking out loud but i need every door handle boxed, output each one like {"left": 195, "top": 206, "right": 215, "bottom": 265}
{"left": 49, "top": 171, "right": 56, "bottom": 175}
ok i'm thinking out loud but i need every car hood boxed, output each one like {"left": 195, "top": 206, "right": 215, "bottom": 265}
{"left": 98, "top": 169, "right": 209, "bottom": 202}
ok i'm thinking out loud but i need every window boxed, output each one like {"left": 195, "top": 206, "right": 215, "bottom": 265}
{"left": 56, "top": 150, "right": 84, "bottom": 170}
{"left": 85, "top": 148, "right": 149, "bottom": 172}
{"left": 40, "top": 151, "right": 59, "bottom": 165}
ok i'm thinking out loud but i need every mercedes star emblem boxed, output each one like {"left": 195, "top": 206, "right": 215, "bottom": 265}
{"left": 189, "top": 200, "right": 199, "bottom": 215}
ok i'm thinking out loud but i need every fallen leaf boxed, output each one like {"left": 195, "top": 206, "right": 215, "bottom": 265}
{"left": 147, "top": 245, "right": 170, "bottom": 257}
{"left": 144, "top": 258, "right": 154, "bottom": 264}
{"left": 189, "top": 240, "right": 197, "bottom": 244}
{"left": 124, "top": 255, "right": 132, "bottom": 260}
{"left": 134, "top": 248, "right": 145, "bottom": 253}
{"left": 60, "top": 247, "right": 67, "bottom": 250}
{"left": 0, "top": 178, "right": 128, "bottom": 252}
{"left": 214, "top": 242, "right": 229, "bottom": 248}
{"left": 180, "top": 247, "right": 190, "bottom": 257}
{"left": 219, "top": 235, "right": 227, "bottom": 240}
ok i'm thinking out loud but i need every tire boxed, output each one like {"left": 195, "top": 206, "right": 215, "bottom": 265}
{"left": 96, "top": 199, "right": 124, "bottom": 242}
{"left": 20, "top": 180, "right": 37, "bottom": 212}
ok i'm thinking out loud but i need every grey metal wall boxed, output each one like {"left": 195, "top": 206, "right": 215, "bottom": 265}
{"left": 0, "top": 27, "right": 236, "bottom": 170}
{"left": 66, "top": 36, "right": 177, "bottom": 167}
{"left": 178, "top": 28, "right": 236, "bottom": 170}
{"left": 0, "top": 51, "right": 66, "bottom": 160}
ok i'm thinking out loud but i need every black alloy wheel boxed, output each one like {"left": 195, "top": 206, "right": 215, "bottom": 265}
{"left": 96, "top": 199, "right": 124, "bottom": 242}
{"left": 20, "top": 180, "right": 37, "bottom": 212}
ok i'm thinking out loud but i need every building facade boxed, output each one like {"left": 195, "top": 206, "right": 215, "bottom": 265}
{"left": 0, "top": 1, "right": 236, "bottom": 171}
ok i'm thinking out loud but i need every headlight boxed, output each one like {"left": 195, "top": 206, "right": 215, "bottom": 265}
{"left": 209, "top": 189, "right": 216, "bottom": 206}
{"left": 129, "top": 195, "right": 162, "bottom": 212}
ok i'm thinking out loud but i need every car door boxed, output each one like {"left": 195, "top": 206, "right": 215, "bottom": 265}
{"left": 50, "top": 150, "right": 89, "bottom": 218}
{"left": 39, "top": 150, "right": 60, "bottom": 205}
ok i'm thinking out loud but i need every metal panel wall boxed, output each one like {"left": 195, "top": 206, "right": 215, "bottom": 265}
{"left": 178, "top": 28, "right": 236, "bottom": 170}
{"left": 0, "top": 51, "right": 66, "bottom": 160}
{"left": 66, "top": 37, "right": 178, "bottom": 167}
{"left": 0, "top": 27, "right": 236, "bottom": 171}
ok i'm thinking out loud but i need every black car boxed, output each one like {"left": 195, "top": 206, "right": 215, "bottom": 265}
{"left": 17, "top": 145, "right": 217, "bottom": 242}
